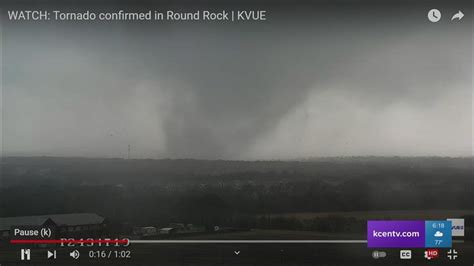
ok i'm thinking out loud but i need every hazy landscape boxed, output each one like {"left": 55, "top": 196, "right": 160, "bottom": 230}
{"left": 1, "top": 156, "right": 473, "bottom": 265}
{"left": 2, "top": 156, "right": 472, "bottom": 237}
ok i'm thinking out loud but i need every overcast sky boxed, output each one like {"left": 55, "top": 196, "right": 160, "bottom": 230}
{"left": 1, "top": 3, "right": 472, "bottom": 159}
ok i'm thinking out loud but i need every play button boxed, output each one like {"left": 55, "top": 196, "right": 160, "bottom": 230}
{"left": 47, "top": 250, "right": 56, "bottom": 259}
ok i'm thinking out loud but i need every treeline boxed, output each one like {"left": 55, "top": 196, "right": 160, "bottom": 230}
{"left": 2, "top": 156, "right": 472, "bottom": 186}
{"left": 255, "top": 216, "right": 365, "bottom": 233}
{"left": 1, "top": 174, "right": 472, "bottom": 232}
{"left": 1, "top": 157, "right": 473, "bottom": 233}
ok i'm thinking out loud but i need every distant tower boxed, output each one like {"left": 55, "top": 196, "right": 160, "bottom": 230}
{"left": 127, "top": 144, "right": 131, "bottom": 160}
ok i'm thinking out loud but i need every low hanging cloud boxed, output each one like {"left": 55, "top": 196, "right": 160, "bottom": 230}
{"left": 2, "top": 11, "right": 472, "bottom": 159}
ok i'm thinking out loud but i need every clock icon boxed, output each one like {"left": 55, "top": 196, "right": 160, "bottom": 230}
{"left": 428, "top": 9, "right": 441, "bottom": 22}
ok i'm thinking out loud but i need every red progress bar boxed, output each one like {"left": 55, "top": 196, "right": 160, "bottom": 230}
{"left": 10, "top": 239, "right": 129, "bottom": 244}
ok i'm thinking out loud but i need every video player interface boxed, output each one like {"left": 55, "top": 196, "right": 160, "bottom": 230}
{"left": 0, "top": 0, "right": 472, "bottom": 265}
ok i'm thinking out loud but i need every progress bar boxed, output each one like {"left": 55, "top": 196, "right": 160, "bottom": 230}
{"left": 129, "top": 239, "right": 465, "bottom": 244}
{"left": 10, "top": 239, "right": 464, "bottom": 244}
{"left": 130, "top": 240, "right": 368, "bottom": 244}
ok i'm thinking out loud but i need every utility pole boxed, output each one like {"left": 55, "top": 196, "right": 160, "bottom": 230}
{"left": 127, "top": 144, "right": 130, "bottom": 160}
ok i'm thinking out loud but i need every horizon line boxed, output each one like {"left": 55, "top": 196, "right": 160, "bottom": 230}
{"left": 1, "top": 154, "right": 473, "bottom": 162}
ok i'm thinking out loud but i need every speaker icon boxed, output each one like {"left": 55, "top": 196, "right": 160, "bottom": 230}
{"left": 70, "top": 250, "right": 80, "bottom": 260}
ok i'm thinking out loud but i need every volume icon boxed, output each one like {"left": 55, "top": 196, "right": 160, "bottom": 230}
{"left": 70, "top": 250, "right": 80, "bottom": 259}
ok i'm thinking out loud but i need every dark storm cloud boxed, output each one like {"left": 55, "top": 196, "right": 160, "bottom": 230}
{"left": 2, "top": 4, "right": 472, "bottom": 159}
